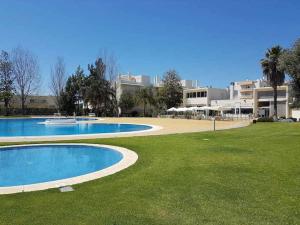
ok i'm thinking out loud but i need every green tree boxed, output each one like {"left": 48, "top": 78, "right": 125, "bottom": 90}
{"left": 135, "top": 87, "right": 154, "bottom": 116}
{"left": 0, "top": 51, "right": 14, "bottom": 115}
{"left": 261, "top": 46, "right": 285, "bottom": 118}
{"left": 60, "top": 90, "right": 75, "bottom": 116}
{"left": 71, "top": 66, "right": 85, "bottom": 115}
{"left": 84, "top": 58, "right": 117, "bottom": 116}
{"left": 61, "top": 66, "right": 85, "bottom": 115}
{"left": 152, "top": 87, "right": 166, "bottom": 115}
{"left": 118, "top": 92, "right": 135, "bottom": 115}
{"left": 161, "top": 70, "right": 183, "bottom": 109}
{"left": 279, "top": 39, "right": 300, "bottom": 107}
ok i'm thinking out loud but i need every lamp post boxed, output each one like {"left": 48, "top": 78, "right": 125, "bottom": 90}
{"left": 212, "top": 117, "right": 216, "bottom": 131}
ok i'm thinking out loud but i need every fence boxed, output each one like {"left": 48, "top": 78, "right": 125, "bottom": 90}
{"left": 160, "top": 112, "right": 252, "bottom": 121}
{"left": 0, "top": 107, "right": 57, "bottom": 116}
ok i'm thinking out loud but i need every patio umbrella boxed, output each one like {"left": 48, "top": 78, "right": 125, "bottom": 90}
{"left": 198, "top": 106, "right": 211, "bottom": 110}
{"left": 176, "top": 107, "right": 188, "bottom": 112}
{"left": 189, "top": 106, "right": 204, "bottom": 111}
{"left": 210, "top": 106, "right": 223, "bottom": 111}
{"left": 167, "top": 107, "right": 177, "bottom": 112}
{"left": 185, "top": 107, "right": 195, "bottom": 111}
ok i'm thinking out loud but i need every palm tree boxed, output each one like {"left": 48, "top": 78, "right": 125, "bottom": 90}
{"left": 261, "top": 46, "right": 285, "bottom": 118}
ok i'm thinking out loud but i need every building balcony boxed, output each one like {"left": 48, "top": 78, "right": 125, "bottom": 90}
{"left": 257, "top": 97, "right": 287, "bottom": 101}
{"left": 240, "top": 89, "right": 253, "bottom": 92}
{"left": 240, "top": 95, "right": 253, "bottom": 99}
{"left": 238, "top": 81, "right": 255, "bottom": 86}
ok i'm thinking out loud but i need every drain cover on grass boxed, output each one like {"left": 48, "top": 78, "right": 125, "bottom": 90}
{"left": 59, "top": 186, "right": 74, "bottom": 192}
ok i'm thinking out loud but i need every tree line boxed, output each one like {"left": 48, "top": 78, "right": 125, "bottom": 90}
{"left": 51, "top": 57, "right": 118, "bottom": 117}
{"left": 50, "top": 56, "right": 183, "bottom": 117}
{"left": 0, "top": 45, "right": 183, "bottom": 117}
{"left": 2, "top": 37, "right": 300, "bottom": 118}
{"left": 0, "top": 47, "right": 40, "bottom": 115}
{"left": 0, "top": 47, "right": 120, "bottom": 116}
{"left": 59, "top": 67, "right": 183, "bottom": 117}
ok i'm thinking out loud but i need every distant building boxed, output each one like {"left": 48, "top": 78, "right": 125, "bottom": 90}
{"left": 210, "top": 79, "right": 290, "bottom": 118}
{"left": 182, "top": 79, "right": 290, "bottom": 118}
{"left": 116, "top": 73, "right": 200, "bottom": 115}
{"left": 117, "top": 73, "right": 200, "bottom": 102}
{"left": 180, "top": 80, "right": 199, "bottom": 89}
{"left": 0, "top": 95, "right": 57, "bottom": 115}
{"left": 153, "top": 75, "right": 163, "bottom": 87}
{"left": 116, "top": 72, "right": 290, "bottom": 118}
{"left": 116, "top": 74, "right": 151, "bottom": 101}
{"left": 153, "top": 75, "right": 199, "bottom": 89}
{"left": 183, "top": 87, "right": 229, "bottom": 107}
{"left": 0, "top": 95, "right": 56, "bottom": 109}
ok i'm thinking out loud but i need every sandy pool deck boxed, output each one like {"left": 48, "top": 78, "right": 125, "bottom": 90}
{"left": 0, "top": 117, "right": 250, "bottom": 143}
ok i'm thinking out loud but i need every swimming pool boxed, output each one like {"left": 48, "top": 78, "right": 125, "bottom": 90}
{"left": 0, "top": 118, "right": 152, "bottom": 137}
{"left": 0, "top": 144, "right": 138, "bottom": 193}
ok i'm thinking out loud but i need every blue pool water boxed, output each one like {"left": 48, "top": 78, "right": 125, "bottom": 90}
{"left": 0, "top": 145, "right": 123, "bottom": 186}
{"left": 0, "top": 118, "right": 152, "bottom": 137}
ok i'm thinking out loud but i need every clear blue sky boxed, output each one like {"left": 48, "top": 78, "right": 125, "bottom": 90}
{"left": 0, "top": 0, "right": 299, "bottom": 94}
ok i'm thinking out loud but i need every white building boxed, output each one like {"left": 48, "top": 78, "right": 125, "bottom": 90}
{"left": 153, "top": 75, "right": 199, "bottom": 89}
{"left": 211, "top": 79, "right": 290, "bottom": 117}
{"left": 180, "top": 80, "right": 199, "bottom": 89}
{"left": 210, "top": 80, "right": 263, "bottom": 115}
{"left": 116, "top": 73, "right": 290, "bottom": 118}
{"left": 117, "top": 74, "right": 200, "bottom": 102}
{"left": 116, "top": 74, "right": 151, "bottom": 101}
{"left": 183, "top": 87, "right": 229, "bottom": 107}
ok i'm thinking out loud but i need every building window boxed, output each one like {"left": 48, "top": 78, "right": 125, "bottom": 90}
{"left": 187, "top": 91, "right": 207, "bottom": 98}
{"left": 258, "top": 102, "right": 270, "bottom": 107}
{"left": 200, "top": 91, "right": 207, "bottom": 97}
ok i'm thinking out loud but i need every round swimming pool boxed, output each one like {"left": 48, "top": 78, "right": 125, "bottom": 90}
{"left": 0, "top": 118, "right": 152, "bottom": 137}
{"left": 0, "top": 144, "right": 138, "bottom": 194}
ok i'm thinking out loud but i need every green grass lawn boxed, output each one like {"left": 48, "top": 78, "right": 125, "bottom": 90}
{"left": 0, "top": 123, "right": 300, "bottom": 225}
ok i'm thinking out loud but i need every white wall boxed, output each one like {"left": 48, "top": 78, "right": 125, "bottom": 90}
{"left": 183, "top": 88, "right": 229, "bottom": 107}
{"left": 211, "top": 99, "right": 254, "bottom": 108}
{"left": 207, "top": 88, "right": 229, "bottom": 102}
{"left": 185, "top": 97, "right": 208, "bottom": 106}
{"left": 181, "top": 80, "right": 194, "bottom": 89}
{"left": 134, "top": 75, "right": 151, "bottom": 86}
{"left": 292, "top": 109, "right": 300, "bottom": 121}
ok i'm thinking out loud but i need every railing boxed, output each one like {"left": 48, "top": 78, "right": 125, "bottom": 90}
{"left": 160, "top": 113, "right": 252, "bottom": 121}
{"left": 223, "top": 113, "right": 253, "bottom": 120}
{"left": 240, "top": 95, "right": 253, "bottom": 99}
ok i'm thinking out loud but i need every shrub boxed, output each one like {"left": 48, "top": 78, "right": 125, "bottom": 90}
{"left": 131, "top": 111, "right": 139, "bottom": 117}
{"left": 257, "top": 117, "right": 274, "bottom": 122}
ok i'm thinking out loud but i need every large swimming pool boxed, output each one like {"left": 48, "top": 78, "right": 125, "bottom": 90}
{"left": 0, "top": 144, "right": 123, "bottom": 187}
{"left": 0, "top": 118, "right": 152, "bottom": 137}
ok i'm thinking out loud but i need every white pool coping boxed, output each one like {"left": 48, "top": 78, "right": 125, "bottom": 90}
{"left": 0, "top": 120, "right": 162, "bottom": 142}
{"left": 0, "top": 143, "right": 138, "bottom": 194}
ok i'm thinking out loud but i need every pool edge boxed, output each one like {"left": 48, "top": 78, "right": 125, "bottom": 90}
{"left": 0, "top": 143, "right": 138, "bottom": 195}
{"left": 0, "top": 122, "right": 162, "bottom": 142}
